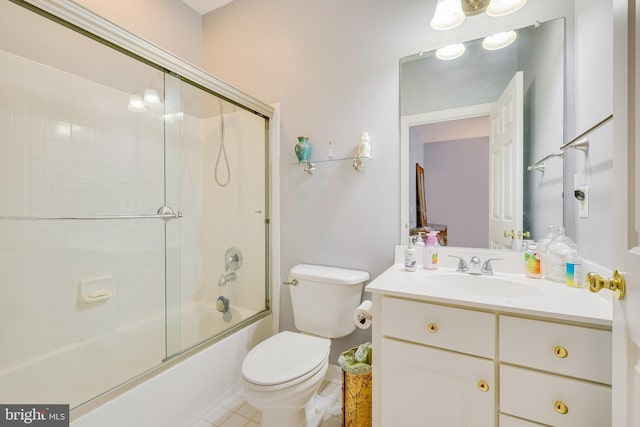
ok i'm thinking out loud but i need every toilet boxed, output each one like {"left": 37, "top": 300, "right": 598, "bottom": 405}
{"left": 241, "top": 264, "right": 369, "bottom": 427}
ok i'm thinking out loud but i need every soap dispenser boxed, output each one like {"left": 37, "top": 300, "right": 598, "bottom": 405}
{"left": 404, "top": 236, "right": 417, "bottom": 272}
{"left": 423, "top": 230, "right": 440, "bottom": 270}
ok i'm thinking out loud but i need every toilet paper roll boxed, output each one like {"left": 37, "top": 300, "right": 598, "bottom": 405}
{"left": 353, "top": 300, "right": 373, "bottom": 329}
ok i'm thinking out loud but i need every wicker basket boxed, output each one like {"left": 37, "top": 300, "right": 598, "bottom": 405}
{"left": 342, "top": 361, "right": 372, "bottom": 427}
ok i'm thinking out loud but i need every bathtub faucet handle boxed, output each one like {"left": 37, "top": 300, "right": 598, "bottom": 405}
{"left": 224, "top": 247, "right": 243, "bottom": 271}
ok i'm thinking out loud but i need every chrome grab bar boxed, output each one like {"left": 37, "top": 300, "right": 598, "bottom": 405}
{"left": 0, "top": 206, "right": 182, "bottom": 222}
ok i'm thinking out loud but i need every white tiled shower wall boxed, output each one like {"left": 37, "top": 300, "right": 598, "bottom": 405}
{"left": 0, "top": 48, "right": 164, "bottom": 366}
{"left": 0, "top": 48, "right": 167, "bottom": 391}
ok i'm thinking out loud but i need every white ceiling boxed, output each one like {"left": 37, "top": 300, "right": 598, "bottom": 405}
{"left": 181, "top": 0, "right": 234, "bottom": 15}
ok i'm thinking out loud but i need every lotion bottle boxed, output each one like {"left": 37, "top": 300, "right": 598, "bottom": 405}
{"left": 423, "top": 231, "right": 440, "bottom": 270}
{"left": 404, "top": 236, "right": 417, "bottom": 272}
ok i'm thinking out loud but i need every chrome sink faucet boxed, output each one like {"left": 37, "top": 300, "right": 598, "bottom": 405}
{"left": 448, "top": 255, "right": 502, "bottom": 275}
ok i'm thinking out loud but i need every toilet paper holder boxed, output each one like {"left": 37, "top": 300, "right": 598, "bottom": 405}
{"left": 357, "top": 311, "right": 372, "bottom": 325}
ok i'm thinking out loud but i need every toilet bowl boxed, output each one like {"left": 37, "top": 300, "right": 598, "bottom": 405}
{"left": 242, "top": 331, "right": 330, "bottom": 427}
{"left": 241, "top": 264, "right": 369, "bottom": 427}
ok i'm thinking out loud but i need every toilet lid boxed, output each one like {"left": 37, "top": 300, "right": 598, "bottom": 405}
{"left": 242, "top": 331, "right": 330, "bottom": 386}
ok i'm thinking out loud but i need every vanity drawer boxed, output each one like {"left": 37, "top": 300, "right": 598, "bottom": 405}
{"left": 499, "top": 315, "right": 611, "bottom": 384}
{"left": 499, "top": 414, "right": 545, "bottom": 426}
{"left": 500, "top": 365, "right": 611, "bottom": 427}
{"left": 381, "top": 296, "right": 495, "bottom": 358}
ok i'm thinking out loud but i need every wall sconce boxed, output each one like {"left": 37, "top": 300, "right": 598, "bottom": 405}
{"left": 431, "top": 0, "right": 527, "bottom": 31}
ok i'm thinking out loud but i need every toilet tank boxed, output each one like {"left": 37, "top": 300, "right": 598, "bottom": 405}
{"left": 288, "top": 264, "right": 369, "bottom": 339}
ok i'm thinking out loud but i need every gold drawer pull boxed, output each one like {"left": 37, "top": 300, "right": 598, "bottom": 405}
{"left": 427, "top": 323, "right": 438, "bottom": 333}
{"left": 477, "top": 380, "right": 489, "bottom": 392}
{"left": 554, "top": 400, "right": 569, "bottom": 415}
{"left": 554, "top": 345, "right": 568, "bottom": 358}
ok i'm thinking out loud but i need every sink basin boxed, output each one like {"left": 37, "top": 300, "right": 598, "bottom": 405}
{"left": 426, "top": 273, "right": 543, "bottom": 300}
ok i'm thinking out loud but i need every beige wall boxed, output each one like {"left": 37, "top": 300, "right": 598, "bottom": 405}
{"left": 74, "top": 0, "right": 203, "bottom": 66}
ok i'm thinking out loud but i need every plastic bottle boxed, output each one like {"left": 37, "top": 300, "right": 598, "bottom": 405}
{"left": 414, "top": 232, "right": 425, "bottom": 267}
{"left": 524, "top": 242, "right": 541, "bottom": 279}
{"left": 537, "top": 226, "right": 559, "bottom": 280}
{"left": 404, "top": 236, "right": 417, "bottom": 272}
{"left": 423, "top": 230, "right": 440, "bottom": 270}
{"left": 357, "top": 131, "right": 371, "bottom": 159}
{"left": 565, "top": 250, "right": 583, "bottom": 288}
{"left": 546, "top": 228, "right": 578, "bottom": 283}
{"left": 327, "top": 140, "right": 335, "bottom": 160}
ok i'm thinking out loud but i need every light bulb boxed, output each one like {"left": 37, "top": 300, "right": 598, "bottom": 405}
{"left": 435, "top": 43, "right": 466, "bottom": 60}
{"left": 486, "top": 0, "right": 527, "bottom": 17}
{"left": 482, "top": 31, "right": 518, "bottom": 50}
{"left": 431, "top": 0, "right": 465, "bottom": 31}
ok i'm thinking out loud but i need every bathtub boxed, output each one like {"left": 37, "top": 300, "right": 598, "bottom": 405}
{"left": 0, "top": 302, "right": 271, "bottom": 426}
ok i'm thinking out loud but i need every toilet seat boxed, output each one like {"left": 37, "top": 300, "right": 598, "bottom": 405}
{"left": 242, "top": 331, "right": 330, "bottom": 389}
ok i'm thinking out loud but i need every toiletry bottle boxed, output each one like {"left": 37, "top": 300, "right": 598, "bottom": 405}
{"left": 537, "top": 226, "right": 559, "bottom": 280}
{"left": 414, "top": 232, "right": 425, "bottom": 267}
{"left": 524, "top": 242, "right": 541, "bottom": 279}
{"left": 357, "top": 132, "right": 371, "bottom": 159}
{"left": 423, "top": 230, "right": 440, "bottom": 270}
{"left": 546, "top": 228, "right": 577, "bottom": 283}
{"left": 404, "top": 236, "right": 417, "bottom": 272}
{"left": 565, "top": 250, "right": 583, "bottom": 288}
{"left": 328, "top": 140, "right": 335, "bottom": 160}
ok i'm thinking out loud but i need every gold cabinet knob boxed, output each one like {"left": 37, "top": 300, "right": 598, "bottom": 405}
{"left": 518, "top": 230, "right": 531, "bottom": 239}
{"left": 504, "top": 230, "right": 515, "bottom": 239}
{"left": 587, "top": 270, "right": 626, "bottom": 300}
{"left": 554, "top": 345, "right": 568, "bottom": 358}
{"left": 427, "top": 323, "right": 438, "bottom": 333}
{"left": 554, "top": 400, "right": 569, "bottom": 415}
{"left": 477, "top": 380, "right": 489, "bottom": 392}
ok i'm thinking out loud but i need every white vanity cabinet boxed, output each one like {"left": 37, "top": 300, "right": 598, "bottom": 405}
{"left": 380, "top": 297, "right": 495, "bottom": 426}
{"left": 372, "top": 290, "right": 612, "bottom": 427}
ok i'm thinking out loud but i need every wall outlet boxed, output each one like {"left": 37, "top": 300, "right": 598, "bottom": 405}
{"left": 579, "top": 186, "right": 589, "bottom": 218}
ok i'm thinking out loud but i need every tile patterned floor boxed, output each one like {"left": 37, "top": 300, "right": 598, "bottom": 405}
{"left": 191, "top": 379, "right": 343, "bottom": 427}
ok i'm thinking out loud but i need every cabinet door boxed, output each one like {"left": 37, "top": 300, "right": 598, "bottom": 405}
{"left": 381, "top": 337, "right": 494, "bottom": 427}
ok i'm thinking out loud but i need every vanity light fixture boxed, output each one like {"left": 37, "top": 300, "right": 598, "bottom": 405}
{"left": 482, "top": 30, "right": 518, "bottom": 50}
{"left": 486, "top": 0, "right": 527, "bottom": 17}
{"left": 127, "top": 94, "right": 147, "bottom": 112}
{"left": 430, "top": 0, "right": 527, "bottom": 31}
{"left": 430, "top": 0, "right": 465, "bottom": 31}
{"left": 435, "top": 43, "right": 466, "bottom": 60}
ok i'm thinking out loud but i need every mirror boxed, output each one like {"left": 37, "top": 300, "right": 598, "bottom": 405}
{"left": 400, "top": 18, "right": 565, "bottom": 250}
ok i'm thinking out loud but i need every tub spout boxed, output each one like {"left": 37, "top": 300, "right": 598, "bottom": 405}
{"left": 218, "top": 272, "right": 236, "bottom": 286}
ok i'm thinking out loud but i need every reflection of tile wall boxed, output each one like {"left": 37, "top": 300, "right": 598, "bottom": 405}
{"left": 0, "top": 49, "right": 166, "bottom": 371}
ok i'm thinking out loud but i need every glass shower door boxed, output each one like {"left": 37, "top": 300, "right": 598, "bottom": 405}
{"left": 0, "top": 0, "right": 174, "bottom": 408}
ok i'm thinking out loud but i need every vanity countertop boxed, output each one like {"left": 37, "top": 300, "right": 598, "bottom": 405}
{"left": 366, "top": 263, "right": 612, "bottom": 327}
